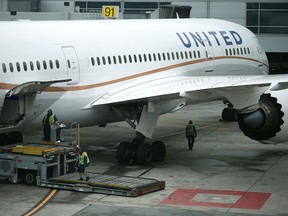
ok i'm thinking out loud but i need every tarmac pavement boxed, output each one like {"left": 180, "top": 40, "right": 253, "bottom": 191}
{"left": 1, "top": 101, "right": 288, "bottom": 216}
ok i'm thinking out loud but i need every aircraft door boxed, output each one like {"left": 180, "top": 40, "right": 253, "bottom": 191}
{"left": 62, "top": 46, "right": 80, "bottom": 85}
{"left": 253, "top": 37, "right": 267, "bottom": 73}
{"left": 202, "top": 39, "right": 214, "bottom": 73}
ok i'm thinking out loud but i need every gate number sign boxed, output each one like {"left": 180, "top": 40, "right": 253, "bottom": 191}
{"left": 102, "top": 6, "right": 119, "bottom": 18}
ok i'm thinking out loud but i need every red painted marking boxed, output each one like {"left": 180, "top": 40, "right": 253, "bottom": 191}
{"left": 17, "top": 160, "right": 23, "bottom": 163}
{"left": 233, "top": 192, "right": 271, "bottom": 209}
{"left": 161, "top": 189, "right": 271, "bottom": 210}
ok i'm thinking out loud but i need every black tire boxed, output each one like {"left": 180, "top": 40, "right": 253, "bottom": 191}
{"left": 0, "top": 133, "right": 8, "bottom": 146}
{"left": 222, "top": 108, "right": 237, "bottom": 122}
{"left": 117, "top": 141, "right": 134, "bottom": 164}
{"left": 25, "top": 171, "right": 37, "bottom": 185}
{"left": 7, "top": 131, "right": 23, "bottom": 144}
{"left": 136, "top": 143, "right": 152, "bottom": 165}
{"left": 151, "top": 141, "right": 166, "bottom": 162}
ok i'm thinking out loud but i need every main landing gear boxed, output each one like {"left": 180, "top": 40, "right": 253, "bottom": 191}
{"left": 222, "top": 100, "right": 237, "bottom": 122}
{"left": 117, "top": 132, "right": 166, "bottom": 165}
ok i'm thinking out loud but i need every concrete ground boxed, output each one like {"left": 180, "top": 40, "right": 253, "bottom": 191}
{"left": 1, "top": 101, "right": 288, "bottom": 216}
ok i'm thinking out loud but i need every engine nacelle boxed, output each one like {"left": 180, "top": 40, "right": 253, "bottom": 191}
{"left": 237, "top": 91, "right": 288, "bottom": 144}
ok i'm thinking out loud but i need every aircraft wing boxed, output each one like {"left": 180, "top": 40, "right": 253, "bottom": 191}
{"left": 89, "top": 75, "right": 288, "bottom": 110}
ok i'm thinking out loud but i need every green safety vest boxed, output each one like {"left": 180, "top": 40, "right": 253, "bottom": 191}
{"left": 79, "top": 152, "right": 90, "bottom": 166}
{"left": 186, "top": 124, "right": 195, "bottom": 136}
{"left": 43, "top": 114, "right": 56, "bottom": 125}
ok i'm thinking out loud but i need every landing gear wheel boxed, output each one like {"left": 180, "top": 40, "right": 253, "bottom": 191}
{"left": 151, "top": 141, "right": 166, "bottom": 162}
{"left": 136, "top": 143, "right": 152, "bottom": 165}
{"left": 0, "top": 133, "right": 8, "bottom": 146}
{"left": 117, "top": 141, "right": 134, "bottom": 164}
{"left": 25, "top": 171, "right": 37, "bottom": 185}
{"left": 7, "top": 131, "right": 23, "bottom": 144}
{"left": 222, "top": 108, "right": 237, "bottom": 122}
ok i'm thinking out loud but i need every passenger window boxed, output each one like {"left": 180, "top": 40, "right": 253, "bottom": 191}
{"left": 43, "top": 61, "right": 47, "bottom": 70}
{"left": 55, "top": 60, "right": 60, "bottom": 69}
{"left": 113, "top": 56, "right": 117, "bottom": 64}
{"left": 247, "top": 47, "right": 250, "bottom": 54}
{"left": 9, "top": 63, "right": 14, "bottom": 72}
{"left": 143, "top": 54, "right": 147, "bottom": 62}
{"left": 158, "top": 53, "right": 161, "bottom": 61}
{"left": 108, "top": 56, "right": 112, "bottom": 65}
{"left": 176, "top": 52, "right": 179, "bottom": 60}
{"left": 49, "top": 60, "right": 53, "bottom": 69}
{"left": 30, "top": 61, "right": 34, "bottom": 71}
{"left": 189, "top": 51, "right": 192, "bottom": 59}
{"left": 91, "top": 57, "right": 95, "bottom": 66}
{"left": 2, "top": 63, "right": 7, "bottom": 73}
{"left": 67, "top": 60, "right": 71, "bottom": 68}
{"left": 197, "top": 51, "right": 201, "bottom": 58}
{"left": 193, "top": 51, "right": 197, "bottom": 58}
{"left": 118, "top": 55, "right": 122, "bottom": 64}
{"left": 229, "top": 49, "right": 232, "bottom": 56}
{"left": 148, "top": 54, "right": 152, "bottom": 62}
{"left": 138, "top": 54, "right": 142, "bottom": 63}
{"left": 244, "top": 47, "right": 247, "bottom": 54}
{"left": 36, "top": 61, "right": 41, "bottom": 70}
{"left": 162, "top": 53, "right": 166, "bottom": 61}
{"left": 225, "top": 49, "right": 229, "bottom": 56}
{"left": 171, "top": 52, "right": 175, "bottom": 60}
{"left": 153, "top": 53, "right": 157, "bottom": 61}
{"left": 97, "top": 57, "right": 101, "bottom": 65}
{"left": 185, "top": 51, "right": 188, "bottom": 59}
{"left": 23, "top": 62, "right": 27, "bottom": 71}
{"left": 102, "top": 57, "right": 106, "bottom": 65}
{"left": 167, "top": 52, "right": 171, "bottom": 60}
{"left": 180, "top": 52, "right": 184, "bottom": 59}
{"left": 16, "top": 62, "right": 21, "bottom": 72}
{"left": 134, "top": 55, "right": 137, "bottom": 63}
{"left": 123, "top": 55, "right": 127, "bottom": 64}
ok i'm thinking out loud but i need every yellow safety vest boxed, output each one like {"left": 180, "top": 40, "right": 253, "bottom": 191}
{"left": 43, "top": 114, "right": 56, "bottom": 125}
{"left": 79, "top": 152, "right": 90, "bottom": 165}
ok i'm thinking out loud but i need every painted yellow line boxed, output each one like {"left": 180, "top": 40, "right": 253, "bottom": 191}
{"left": 23, "top": 189, "right": 58, "bottom": 216}
{"left": 154, "top": 123, "right": 222, "bottom": 139}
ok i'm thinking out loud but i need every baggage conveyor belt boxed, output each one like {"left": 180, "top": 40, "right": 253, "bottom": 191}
{"left": 40, "top": 172, "right": 165, "bottom": 197}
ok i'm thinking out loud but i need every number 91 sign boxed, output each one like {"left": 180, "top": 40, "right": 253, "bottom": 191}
{"left": 102, "top": 6, "right": 119, "bottom": 18}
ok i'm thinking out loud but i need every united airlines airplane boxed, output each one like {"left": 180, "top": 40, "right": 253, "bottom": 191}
{"left": 1, "top": 18, "right": 288, "bottom": 165}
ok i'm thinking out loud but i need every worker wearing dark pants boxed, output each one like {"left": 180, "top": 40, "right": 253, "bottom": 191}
{"left": 42, "top": 109, "right": 57, "bottom": 141}
{"left": 76, "top": 147, "right": 90, "bottom": 181}
{"left": 186, "top": 120, "right": 197, "bottom": 150}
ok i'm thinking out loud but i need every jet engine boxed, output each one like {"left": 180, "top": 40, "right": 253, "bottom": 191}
{"left": 237, "top": 92, "right": 288, "bottom": 143}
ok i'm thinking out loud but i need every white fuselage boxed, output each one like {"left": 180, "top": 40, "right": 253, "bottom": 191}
{"left": 0, "top": 19, "right": 268, "bottom": 131}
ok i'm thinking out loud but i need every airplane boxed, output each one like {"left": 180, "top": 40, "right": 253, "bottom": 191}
{"left": 0, "top": 18, "right": 288, "bottom": 165}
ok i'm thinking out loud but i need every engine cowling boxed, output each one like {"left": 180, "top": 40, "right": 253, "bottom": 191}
{"left": 237, "top": 92, "right": 288, "bottom": 144}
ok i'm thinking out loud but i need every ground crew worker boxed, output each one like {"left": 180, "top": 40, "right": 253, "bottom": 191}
{"left": 186, "top": 120, "right": 197, "bottom": 150}
{"left": 42, "top": 109, "right": 57, "bottom": 141}
{"left": 76, "top": 147, "right": 90, "bottom": 181}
